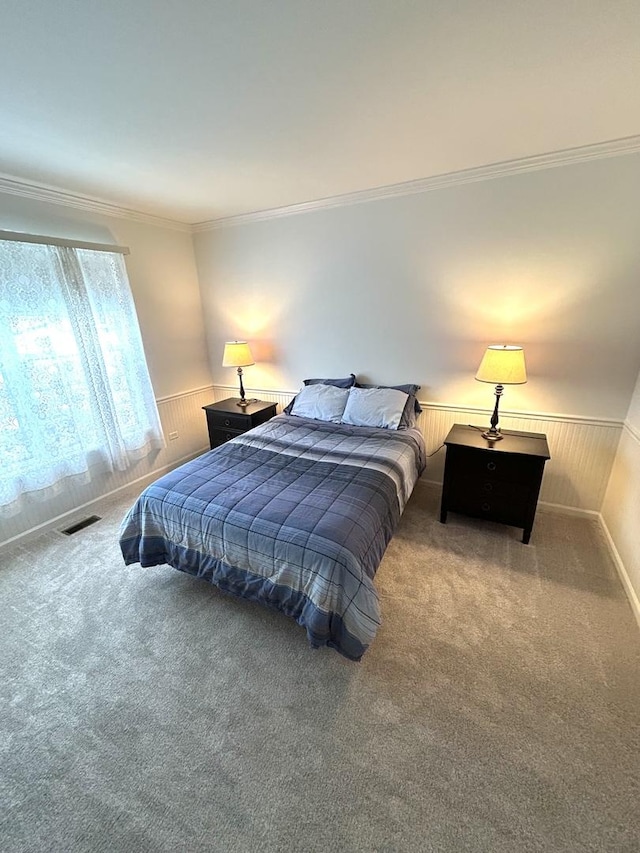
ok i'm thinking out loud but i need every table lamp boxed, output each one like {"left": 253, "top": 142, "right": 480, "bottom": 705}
{"left": 222, "top": 341, "right": 256, "bottom": 407}
{"left": 475, "top": 345, "right": 527, "bottom": 441}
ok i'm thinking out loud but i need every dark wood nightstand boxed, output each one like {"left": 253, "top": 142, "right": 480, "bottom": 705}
{"left": 202, "top": 398, "right": 277, "bottom": 450}
{"left": 439, "top": 424, "right": 550, "bottom": 544}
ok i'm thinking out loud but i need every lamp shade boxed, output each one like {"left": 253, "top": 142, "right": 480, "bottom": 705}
{"left": 222, "top": 341, "right": 255, "bottom": 368}
{"left": 475, "top": 345, "right": 527, "bottom": 385}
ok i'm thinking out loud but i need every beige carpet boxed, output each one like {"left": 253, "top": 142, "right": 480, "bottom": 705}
{"left": 1, "top": 482, "right": 639, "bottom": 852}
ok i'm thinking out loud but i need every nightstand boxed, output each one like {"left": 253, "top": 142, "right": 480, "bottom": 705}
{"left": 439, "top": 424, "right": 550, "bottom": 544}
{"left": 202, "top": 398, "right": 277, "bottom": 450}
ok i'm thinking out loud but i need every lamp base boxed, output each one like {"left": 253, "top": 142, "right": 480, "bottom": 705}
{"left": 481, "top": 384, "right": 505, "bottom": 442}
{"left": 236, "top": 398, "right": 258, "bottom": 408}
{"left": 481, "top": 428, "right": 503, "bottom": 442}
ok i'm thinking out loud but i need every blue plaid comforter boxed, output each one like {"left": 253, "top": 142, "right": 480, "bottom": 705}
{"left": 119, "top": 414, "right": 426, "bottom": 660}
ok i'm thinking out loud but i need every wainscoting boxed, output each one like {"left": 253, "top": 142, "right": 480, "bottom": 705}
{"left": 417, "top": 405, "right": 622, "bottom": 514}
{"left": 210, "top": 384, "right": 623, "bottom": 514}
{"left": 0, "top": 381, "right": 623, "bottom": 545}
{"left": 0, "top": 385, "right": 216, "bottom": 547}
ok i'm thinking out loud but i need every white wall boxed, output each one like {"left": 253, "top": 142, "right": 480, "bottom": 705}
{"left": 0, "top": 192, "right": 214, "bottom": 545}
{"left": 194, "top": 153, "right": 640, "bottom": 421}
{"left": 602, "top": 370, "right": 640, "bottom": 623}
{"left": 3, "top": 152, "right": 640, "bottom": 548}
{"left": 193, "top": 153, "right": 640, "bottom": 518}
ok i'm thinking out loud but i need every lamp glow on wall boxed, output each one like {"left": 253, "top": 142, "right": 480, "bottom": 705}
{"left": 475, "top": 345, "right": 527, "bottom": 441}
{"left": 222, "top": 341, "right": 256, "bottom": 407}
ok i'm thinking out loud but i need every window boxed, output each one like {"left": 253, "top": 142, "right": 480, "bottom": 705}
{"left": 0, "top": 237, "right": 164, "bottom": 515}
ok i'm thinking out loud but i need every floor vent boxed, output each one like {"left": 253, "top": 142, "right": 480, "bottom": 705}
{"left": 60, "top": 515, "right": 102, "bottom": 536}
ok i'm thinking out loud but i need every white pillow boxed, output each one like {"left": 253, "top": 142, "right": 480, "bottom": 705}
{"left": 341, "top": 387, "right": 408, "bottom": 430}
{"left": 290, "top": 383, "right": 350, "bottom": 423}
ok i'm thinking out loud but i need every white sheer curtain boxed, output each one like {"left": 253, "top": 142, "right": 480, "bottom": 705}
{"left": 0, "top": 239, "right": 165, "bottom": 516}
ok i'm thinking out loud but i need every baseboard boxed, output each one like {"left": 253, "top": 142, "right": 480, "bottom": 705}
{"left": 0, "top": 446, "right": 209, "bottom": 551}
{"left": 598, "top": 515, "right": 640, "bottom": 630}
{"left": 420, "top": 478, "right": 443, "bottom": 489}
{"left": 536, "top": 500, "right": 600, "bottom": 519}
{"left": 421, "top": 479, "right": 600, "bottom": 519}
{"left": 5, "top": 444, "right": 638, "bottom": 633}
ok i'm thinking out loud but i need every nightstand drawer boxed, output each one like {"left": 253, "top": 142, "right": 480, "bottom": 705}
{"left": 475, "top": 479, "right": 527, "bottom": 500}
{"left": 206, "top": 410, "right": 251, "bottom": 430}
{"left": 448, "top": 446, "right": 539, "bottom": 483}
{"left": 448, "top": 493, "right": 529, "bottom": 526}
{"left": 208, "top": 427, "right": 244, "bottom": 448}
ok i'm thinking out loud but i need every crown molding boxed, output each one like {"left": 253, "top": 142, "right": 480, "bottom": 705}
{"left": 3, "top": 134, "right": 640, "bottom": 234}
{"left": 0, "top": 173, "right": 191, "bottom": 232}
{"left": 192, "top": 134, "right": 640, "bottom": 232}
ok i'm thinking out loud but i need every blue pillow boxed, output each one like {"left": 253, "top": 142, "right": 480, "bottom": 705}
{"left": 342, "top": 387, "right": 409, "bottom": 430}
{"left": 356, "top": 382, "right": 422, "bottom": 414}
{"left": 290, "top": 384, "right": 350, "bottom": 423}
{"left": 284, "top": 374, "right": 356, "bottom": 414}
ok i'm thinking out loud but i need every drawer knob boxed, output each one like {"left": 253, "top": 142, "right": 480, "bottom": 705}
{"left": 225, "top": 433, "right": 233, "bottom": 441}
{"left": 487, "top": 461, "right": 496, "bottom": 471}
{"left": 481, "top": 502, "right": 491, "bottom": 512}
{"left": 483, "top": 482, "right": 493, "bottom": 492}
{"left": 224, "top": 418, "right": 230, "bottom": 426}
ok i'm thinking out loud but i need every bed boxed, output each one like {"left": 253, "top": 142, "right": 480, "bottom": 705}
{"left": 119, "top": 413, "right": 426, "bottom": 660}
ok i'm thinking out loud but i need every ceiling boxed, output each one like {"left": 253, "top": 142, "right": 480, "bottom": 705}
{"left": 1, "top": 0, "right": 639, "bottom": 224}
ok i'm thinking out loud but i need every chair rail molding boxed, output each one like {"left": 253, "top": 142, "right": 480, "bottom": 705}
{"left": 210, "top": 383, "right": 622, "bottom": 515}
{"left": 2, "top": 381, "right": 625, "bottom": 553}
